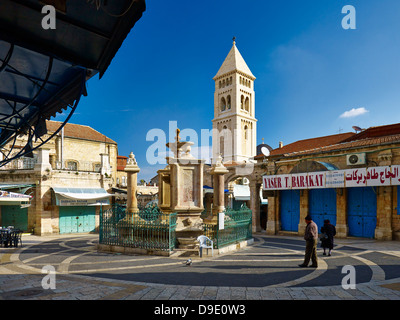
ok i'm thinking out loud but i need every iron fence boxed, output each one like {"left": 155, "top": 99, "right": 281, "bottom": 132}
{"left": 203, "top": 204, "right": 252, "bottom": 249}
{"left": 99, "top": 205, "right": 177, "bottom": 252}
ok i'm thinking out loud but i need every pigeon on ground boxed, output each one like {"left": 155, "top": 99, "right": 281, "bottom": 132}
{"left": 184, "top": 258, "right": 192, "bottom": 266}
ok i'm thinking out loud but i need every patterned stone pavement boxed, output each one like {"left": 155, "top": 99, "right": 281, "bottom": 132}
{"left": 0, "top": 233, "right": 400, "bottom": 301}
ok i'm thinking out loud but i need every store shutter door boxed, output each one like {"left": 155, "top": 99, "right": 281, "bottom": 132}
{"left": 280, "top": 190, "right": 300, "bottom": 232}
{"left": 309, "top": 189, "right": 337, "bottom": 230}
{"left": 1, "top": 205, "right": 28, "bottom": 231}
{"left": 59, "top": 206, "right": 96, "bottom": 234}
{"left": 347, "top": 187, "right": 377, "bottom": 238}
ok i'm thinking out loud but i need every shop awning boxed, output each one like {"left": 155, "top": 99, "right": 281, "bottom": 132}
{"left": 0, "top": 190, "right": 32, "bottom": 204}
{"left": 233, "top": 185, "right": 250, "bottom": 201}
{"left": 203, "top": 185, "right": 230, "bottom": 194}
{"left": 52, "top": 187, "right": 113, "bottom": 206}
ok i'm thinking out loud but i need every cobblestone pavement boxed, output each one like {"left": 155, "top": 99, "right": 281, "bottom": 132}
{"left": 0, "top": 233, "right": 400, "bottom": 301}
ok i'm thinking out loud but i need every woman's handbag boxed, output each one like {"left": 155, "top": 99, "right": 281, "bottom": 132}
{"left": 319, "top": 232, "right": 328, "bottom": 241}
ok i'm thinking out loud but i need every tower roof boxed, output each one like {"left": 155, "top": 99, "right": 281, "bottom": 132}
{"left": 213, "top": 39, "right": 255, "bottom": 80}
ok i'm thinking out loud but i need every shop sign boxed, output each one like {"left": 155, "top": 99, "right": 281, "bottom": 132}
{"left": 326, "top": 171, "right": 345, "bottom": 188}
{"left": 391, "top": 165, "right": 400, "bottom": 185}
{"left": 263, "top": 165, "right": 400, "bottom": 190}
{"left": 57, "top": 198, "right": 110, "bottom": 206}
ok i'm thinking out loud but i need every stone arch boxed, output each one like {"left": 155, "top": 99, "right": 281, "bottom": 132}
{"left": 290, "top": 160, "right": 339, "bottom": 174}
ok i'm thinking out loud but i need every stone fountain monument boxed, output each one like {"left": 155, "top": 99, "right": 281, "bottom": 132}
{"left": 158, "top": 129, "right": 205, "bottom": 250}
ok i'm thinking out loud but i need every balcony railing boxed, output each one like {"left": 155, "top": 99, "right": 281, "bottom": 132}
{"left": 54, "top": 161, "right": 101, "bottom": 173}
{"left": 0, "top": 158, "right": 102, "bottom": 173}
{"left": 0, "top": 157, "right": 37, "bottom": 170}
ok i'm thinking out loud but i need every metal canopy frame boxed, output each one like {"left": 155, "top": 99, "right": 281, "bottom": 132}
{"left": 0, "top": 0, "right": 146, "bottom": 167}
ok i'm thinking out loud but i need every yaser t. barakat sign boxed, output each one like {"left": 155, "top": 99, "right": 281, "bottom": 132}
{"left": 263, "top": 165, "right": 400, "bottom": 190}
{"left": 263, "top": 172, "right": 326, "bottom": 190}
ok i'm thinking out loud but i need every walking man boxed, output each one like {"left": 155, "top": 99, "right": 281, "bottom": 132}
{"left": 299, "top": 215, "right": 318, "bottom": 268}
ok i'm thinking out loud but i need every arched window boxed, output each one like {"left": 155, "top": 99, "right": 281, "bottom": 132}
{"left": 220, "top": 97, "right": 226, "bottom": 111}
{"left": 244, "top": 125, "right": 248, "bottom": 140}
{"left": 245, "top": 97, "right": 250, "bottom": 112}
{"left": 227, "top": 95, "right": 231, "bottom": 109}
{"left": 229, "top": 77, "right": 232, "bottom": 85}
{"left": 219, "top": 81, "right": 221, "bottom": 89}
{"left": 222, "top": 79, "right": 225, "bottom": 87}
{"left": 241, "top": 95, "right": 244, "bottom": 109}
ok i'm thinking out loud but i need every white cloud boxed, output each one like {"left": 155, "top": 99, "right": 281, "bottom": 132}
{"left": 339, "top": 107, "right": 369, "bottom": 118}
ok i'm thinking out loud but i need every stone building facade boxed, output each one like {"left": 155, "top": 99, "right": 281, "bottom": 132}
{"left": 258, "top": 123, "right": 400, "bottom": 241}
{"left": 0, "top": 120, "right": 117, "bottom": 235}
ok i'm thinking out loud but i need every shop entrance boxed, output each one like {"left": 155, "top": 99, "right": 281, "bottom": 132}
{"left": 59, "top": 206, "right": 96, "bottom": 234}
{"left": 347, "top": 187, "right": 377, "bottom": 238}
{"left": 280, "top": 190, "right": 300, "bottom": 232}
{"left": 309, "top": 188, "right": 337, "bottom": 230}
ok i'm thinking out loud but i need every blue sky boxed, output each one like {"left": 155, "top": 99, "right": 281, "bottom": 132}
{"left": 55, "top": 0, "right": 400, "bottom": 181}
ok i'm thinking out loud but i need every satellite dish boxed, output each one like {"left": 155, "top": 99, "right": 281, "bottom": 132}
{"left": 352, "top": 126, "right": 362, "bottom": 133}
{"left": 261, "top": 147, "right": 270, "bottom": 157}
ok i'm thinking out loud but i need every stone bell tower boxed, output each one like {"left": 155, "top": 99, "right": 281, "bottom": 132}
{"left": 212, "top": 38, "right": 257, "bottom": 164}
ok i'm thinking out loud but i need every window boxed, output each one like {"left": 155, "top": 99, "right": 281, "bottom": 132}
{"left": 241, "top": 95, "right": 244, "bottom": 109}
{"left": 245, "top": 97, "right": 250, "bottom": 112}
{"left": 94, "top": 163, "right": 101, "bottom": 173}
{"left": 67, "top": 161, "right": 77, "bottom": 171}
{"left": 227, "top": 95, "right": 231, "bottom": 109}
{"left": 220, "top": 97, "right": 226, "bottom": 111}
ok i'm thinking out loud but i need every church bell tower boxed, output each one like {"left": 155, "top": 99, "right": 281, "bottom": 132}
{"left": 212, "top": 38, "right": 257, "bottom": 164}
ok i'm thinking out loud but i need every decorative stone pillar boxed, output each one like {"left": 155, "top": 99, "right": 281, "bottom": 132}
{"left": 204, "top": 154, "right": 228, "bottom": 225}
{"left": 124, "top": 152, "right": 140, "bottom": 214}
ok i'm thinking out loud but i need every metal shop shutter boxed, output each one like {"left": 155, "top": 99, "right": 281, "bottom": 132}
{"left": 1, "top": 205, "right": 28, "bottom": 231}
{"left": 347, "top": 187, "right": 377, "bottom": 238}
{"left": 59, "top": 206, "right": 96, "bottom": 234}
{"left": 280, "top": 190, "right": 300, "bottom": 232}
{"left": 309, "top": 189, "right": 337, "bottom": 230}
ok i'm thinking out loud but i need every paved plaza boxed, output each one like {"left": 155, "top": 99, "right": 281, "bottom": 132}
{"left": 0, "top": 233, "right": 400, "bottom": 301}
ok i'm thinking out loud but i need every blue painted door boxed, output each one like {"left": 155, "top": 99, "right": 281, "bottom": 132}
{"left": 59, "top": 206, "right": 96, "bottom": 234}
{"left": 347, "top": 187, "right": 377, "bottom": 238}
{"left": 280, "top": 190, "right": 300, "bottom": 232}
{"left": 309, "top": 189, "right": 337, "bottom": 231}
{"left": 1, "top": 205, "right": 28, "bottom": 231}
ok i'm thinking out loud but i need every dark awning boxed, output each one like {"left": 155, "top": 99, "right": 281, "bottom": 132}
{"left": 0, "top": 0, "right": 145, "bottom": 163}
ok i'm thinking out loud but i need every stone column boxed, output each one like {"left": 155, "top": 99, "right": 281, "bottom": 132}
{"left": 375, "top": 186, "right": 393, "bottom": 240}
{"left": 205, "top": 155, "right": 228, "bottom": 224}
{"left": 250, "top": 181, "right": 261, "bottom": 232}
{"left": 34, "top": 148, "right": 52, "bottom": 173}
{"left": 336, "top": 188, "right": 348, "bottom": 238}
{"left": 298, "top": 189, "right": 309, "bottom": 236}
{"left": 124, "top": 152, "right": 140, "bottom": 214}
{"left": 266, "top": 192, "right": 277, "bottom": 235}
{"left": 100, "top": 153, "right": 111, "bottom": 177}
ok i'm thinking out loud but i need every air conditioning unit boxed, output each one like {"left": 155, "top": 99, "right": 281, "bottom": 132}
{"left": 346, "top": 153, "right": 366, "bottom": 166}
